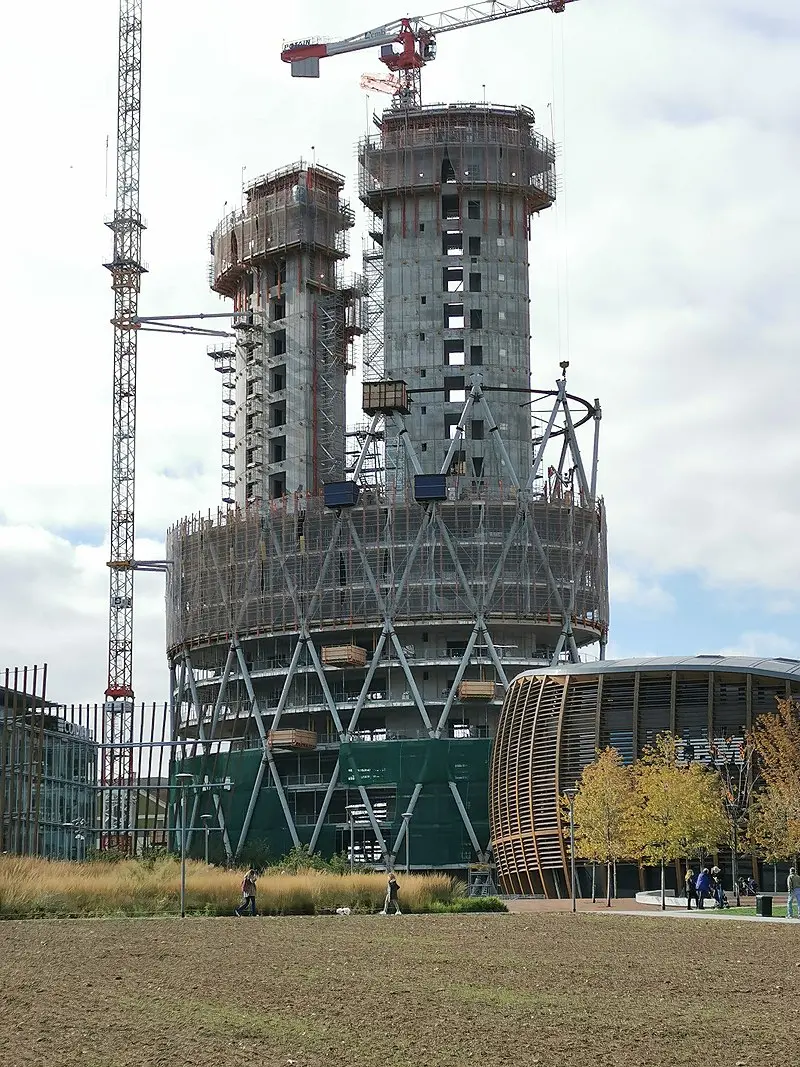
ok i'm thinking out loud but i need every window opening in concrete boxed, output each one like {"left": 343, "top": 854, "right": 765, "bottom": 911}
{"left": 419, "top": 332, "right": 425, "bottom": 341}
{"left": 442, "top": 232, "right": 463, "bottom": 256}
{"left": 274, "top": 330, "right": 287, "bottom": 356}
{"left": 421, "top": 406, "right": 427, "bottom": 415}
{"left": 270, "top": 259, "right": 287, "bottom": 286}
{"left": 269, "top": 437, "right": 286, "bottom": 463}
{"left": 422, "top": 632, "right": 429, "bottom": 642}
{"left": 469, "top": 272, "right": 482, "bottom": 292}
{"left": 467, "top": 200, "right": 481, "bottom": 220}
{"left": 443, "top": 266, "right": 464, "bottom": 292}
{"left": 421, "top": 443, "right": 427, "bottom": 451}
{"left": 473, "top": 456, "right": 484, "bottom": 477}
{"left": 441, "top": 155, "right": 457, "bottom": 184}
{"left": 420, "top": 223, "right": 425, "bottom": 232}
{"left": 499, "top": 310, "right": 506, "bottom": 321}
{"left": 420, "top": 368, "right": 426, "bottom": 378}
{"left": 270, "top": 403, "right": 286, "bottom": 428}
{"left": 471, "top": 419, "right": 484, "bottom": 441}
{"left": 470, "top": 345, "right": 483, "bottom": 365}
{"left": 445, "top": 414, "right": 460, "bottom": 439}
{"left": 445, "top": 375, "right": 466, "bottom": 404}
{"left": 442, "top": 194, "right": 459, "bottom": 220}
{"left": 469, "top": 309, "right": 483, "bottom": 329}
{"left": 468, "top": 236, "right": 481, "bottom": 256}
{"left": 420, "top": 295, "right": 427, "bottom": 304}
{"left": 447, "top": 450, "right": 466, "bottom": 475}
{"left": 269, "top": 474, "right": 285, "bottom": 499}
{"left": 272, "top": 297, "right": 286, "bottom": 320}
{"left": 444, "top": 303, "right": 465, "bottom": 329}
{"left": 444, "top": 339, "right": 465, "bottom": 365}
{"left": 270, "top": 366, "right": 286, "bottom": 391}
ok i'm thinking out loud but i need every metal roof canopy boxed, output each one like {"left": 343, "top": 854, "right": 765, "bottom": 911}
{"left": 517, "top": 655, "right": 800, "bottom": 681}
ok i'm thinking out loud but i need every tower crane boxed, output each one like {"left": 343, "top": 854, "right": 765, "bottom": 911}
{"left": 281, "top": 0, "right": 581, "bottom": 108}
{"left": 102, "top": 0, "right": 145, "bottom": 848}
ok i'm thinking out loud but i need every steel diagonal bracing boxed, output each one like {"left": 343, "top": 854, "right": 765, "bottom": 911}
{"left": 307, "top": 510, "right": 438, "bottom": 859}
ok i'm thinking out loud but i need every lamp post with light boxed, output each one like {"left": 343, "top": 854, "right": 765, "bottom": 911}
{"left": 401, "top": 811, "right": 413, "bottom": 874}
{"left": 564, "top": 788, "right": 577, "bottom": 914}
{"left": 200, "top": 813, "right": 213, "bottom": 865}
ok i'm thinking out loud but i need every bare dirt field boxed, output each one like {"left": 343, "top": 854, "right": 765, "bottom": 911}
{"left": 1, "top": 913, "right": 798, "bottom": 1067}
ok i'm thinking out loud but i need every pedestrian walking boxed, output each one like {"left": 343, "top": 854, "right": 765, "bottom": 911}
{"left": 684, "top": 868, "right": 697, "bottom": 910}
{"left": 786, "top": 867, "right": 800, "bottom": 919}
{"left": 235, "top": 868, "right": 258, "bottom": 916}
{"left": 381, "top": 873, "right": 402, "bottom": 915}
{"left": 695, "top": 868, "right": 711, "bottom": 909}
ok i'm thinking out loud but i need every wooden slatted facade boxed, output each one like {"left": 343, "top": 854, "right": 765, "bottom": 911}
{"left": 490, "top": 658, "right": 800, "bottom": 897}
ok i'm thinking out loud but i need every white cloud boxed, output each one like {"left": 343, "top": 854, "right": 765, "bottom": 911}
{"left": 1, "top": 0, "right": 798, "bottom": 699}
{"left": 720, "top": 631, "right": 800, "bottom": 660}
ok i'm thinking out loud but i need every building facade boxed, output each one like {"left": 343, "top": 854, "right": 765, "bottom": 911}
{"left": 1, "top": 679, "right": 97, "bottom": 859}
{"left": 165, "top": 105, "right": 609, "bottom": 873}
{"left": 490, "top": 657, "right": 800, "bottom": 896}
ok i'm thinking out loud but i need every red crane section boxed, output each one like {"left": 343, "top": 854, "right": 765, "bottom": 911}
{"left": 281, "top": 1, "right": 581, "bottom": 106}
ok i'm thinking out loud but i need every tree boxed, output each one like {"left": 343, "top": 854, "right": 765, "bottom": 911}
{"left": 749, "top": 697, "right": 800, "bottom": 830}
{"left": 747, "top": 784, "right": 800, "bottom": 890}
{"left": 629, "top": 734, "right": 727, "bottom": 910}
{"left": 562, "top": 747, "right": 637, "bottom": 907}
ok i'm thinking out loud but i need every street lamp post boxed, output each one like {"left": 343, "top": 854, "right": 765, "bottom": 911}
{"left": 200, "top": 814, "right": 212, "bottom": 865}
{"left": 565, "top": 789, "right": 577, "bottom": 914}
{"left": 176, "top": 773, "right": 194, "bottom": 918}
{"left": 401, "top": 811, "right": 413, "bottom": 874}
{"left": 346, "top": 805, "right": 358, "bottom": 875}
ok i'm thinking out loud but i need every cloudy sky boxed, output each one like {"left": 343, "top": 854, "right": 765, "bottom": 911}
{"left": 1, "top": 0, "right": 798, "bottom": 704}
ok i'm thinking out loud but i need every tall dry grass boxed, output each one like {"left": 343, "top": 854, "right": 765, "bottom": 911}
{"left": 0, "top": 855, "right": 455, "bottom": 919}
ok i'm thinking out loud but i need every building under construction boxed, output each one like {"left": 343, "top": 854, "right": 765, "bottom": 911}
{"left": 166, "top": 104, "right": 609, "bottom": 873}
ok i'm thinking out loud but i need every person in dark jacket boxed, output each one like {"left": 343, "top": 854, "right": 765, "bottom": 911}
{"left": 235, "top": 869, "right": 258, "bottom": 916}
{"left": 381, "top": 873, "right": 401, "bottom": 915}
{"left": 695, "top": 868, "right": 711, "bottom": 909}
{"left": 684, "top": 868, "right": 698, "bottom": 910}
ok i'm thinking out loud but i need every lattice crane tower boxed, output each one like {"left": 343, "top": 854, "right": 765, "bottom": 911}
{"left": 102, "top": 0, "right": 144, "bottom": 842}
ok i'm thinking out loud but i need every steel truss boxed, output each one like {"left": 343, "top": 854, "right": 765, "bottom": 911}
{"left": 169, "top": 366, "right": 605, "bottom": 869}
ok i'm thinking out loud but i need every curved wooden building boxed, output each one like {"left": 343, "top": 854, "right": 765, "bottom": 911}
{"left": 489, "top": 657, "right": 800, "bottom": 896}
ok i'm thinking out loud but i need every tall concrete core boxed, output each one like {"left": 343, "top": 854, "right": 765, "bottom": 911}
{"left": 210, "top": 163, "right": 359, "bottom": 507}
{"left": 359, "top": 104, "right": 556, "bottom": 485}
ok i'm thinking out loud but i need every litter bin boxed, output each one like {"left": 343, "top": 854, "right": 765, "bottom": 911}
{"left": 756, "top": 894, "right": 772, "bottom": 917}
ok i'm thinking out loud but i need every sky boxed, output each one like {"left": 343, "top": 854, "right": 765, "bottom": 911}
{"left": 0, "top": 0, "right": 798, "bottom": 704}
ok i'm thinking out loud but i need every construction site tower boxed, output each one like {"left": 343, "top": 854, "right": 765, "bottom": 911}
{"left": 209, "top": 164, "right": 360, "bottom": 507}
{"left": 359, "top": 104, "right": 554, "bottom": 486}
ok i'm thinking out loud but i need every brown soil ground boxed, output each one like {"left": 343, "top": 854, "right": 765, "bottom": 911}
{"left": 1, "top": 913, "right": 798, "bottom": 1067}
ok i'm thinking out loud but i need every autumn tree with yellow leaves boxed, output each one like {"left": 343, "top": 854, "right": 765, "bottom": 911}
{"left": 628, "top": 734, "right": 728, "bottom": 910}
{"left": 562, "top": 747, "right": 637, "bottom": 907}
{"left": 746, "top": 698, "right": 800, "bottom": 880}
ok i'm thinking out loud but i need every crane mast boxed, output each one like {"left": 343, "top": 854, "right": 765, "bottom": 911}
{"left": 281, "top": 0, "right": 580, "bottom": 106}
{"left": 103, "top": 0, "right": 145, "bottom": 846}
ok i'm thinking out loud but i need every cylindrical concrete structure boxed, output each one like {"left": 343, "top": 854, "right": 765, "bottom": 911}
{"left": 359, "top": 103, "right": 555, "bottom": 484}
{"left": 209, "top": 162, "right": 359, "bottom": 506}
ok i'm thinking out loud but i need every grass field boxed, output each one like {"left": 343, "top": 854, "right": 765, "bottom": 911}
{"left": 2, "top": 912, "right": 798, "bottom": 1067}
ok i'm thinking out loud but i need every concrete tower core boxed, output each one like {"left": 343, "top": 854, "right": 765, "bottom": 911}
{"left": 359, "top": 104, "right": 556, "bottom": 484}
{"left": 210, "top": 163, "right": 360, "bottom": 507}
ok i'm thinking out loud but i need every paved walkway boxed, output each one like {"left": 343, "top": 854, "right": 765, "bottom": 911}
{"left": 504, "top": 896, "right": 800, "bottom": 925}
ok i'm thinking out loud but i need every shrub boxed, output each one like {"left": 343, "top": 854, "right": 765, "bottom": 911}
{"left": 426, "top": 896, "right": 508, "bottom": 913}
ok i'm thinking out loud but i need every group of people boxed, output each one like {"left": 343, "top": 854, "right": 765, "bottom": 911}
{"left": 233, "top": 869, "right": 402, "bottom": 917}
{"left": 685, "top": 864, "right": 800, "bottom": 917}
{"left": 684, "top": 866, "right": 728, "bottom": 910}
